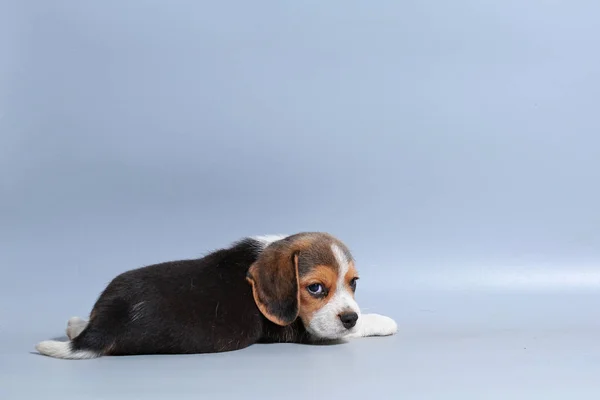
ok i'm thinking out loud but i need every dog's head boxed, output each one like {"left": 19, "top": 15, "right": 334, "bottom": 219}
{"left": 246, "top": 232, "right": 361, "bottom": 340}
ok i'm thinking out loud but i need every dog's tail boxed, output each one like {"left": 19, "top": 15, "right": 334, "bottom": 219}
{"left": 35, "top": 340, "right": 100, "bottom": 360}
{"left": 36, "top": 318, "right": 112, "bottom": 360}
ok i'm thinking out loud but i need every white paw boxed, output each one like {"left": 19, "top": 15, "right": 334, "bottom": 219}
{"left": 66, "top": 316, "right": 88, "bottom": 340}
{"left": 362, "top": 313, "right": 398, "bottom": 336}
{"left": 348, "top": 313, "right": 398, "bottom": 338}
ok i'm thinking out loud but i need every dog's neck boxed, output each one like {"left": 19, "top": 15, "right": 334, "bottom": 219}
{"left": 258, "top": 318, "right": 311, "bottom": 344}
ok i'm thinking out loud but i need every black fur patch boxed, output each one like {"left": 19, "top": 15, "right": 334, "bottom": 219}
{"left": 71, "top": 238, "right": 309, "bottom": 356}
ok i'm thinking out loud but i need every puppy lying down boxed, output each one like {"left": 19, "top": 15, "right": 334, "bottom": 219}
{"left": 36, "top": 232, "right": 397, "bottom": 359}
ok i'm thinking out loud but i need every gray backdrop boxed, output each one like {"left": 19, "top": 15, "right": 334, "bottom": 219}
{"left": 2, "top": 1, "right": 600, "bottom": 399}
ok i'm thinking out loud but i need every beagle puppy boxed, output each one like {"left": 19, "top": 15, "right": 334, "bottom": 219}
{"left": 35, "top": 232, "right": 397, "bottom": 359}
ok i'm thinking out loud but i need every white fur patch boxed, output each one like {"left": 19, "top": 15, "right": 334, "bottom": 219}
{"left": 35, "top": 340, "right": 99, "bottom": 360}
{"left": 306, "top": 244, "right": 361, "bottom": 339}
{"left": 251, "top": 234, "right": 288, "bottom": 249}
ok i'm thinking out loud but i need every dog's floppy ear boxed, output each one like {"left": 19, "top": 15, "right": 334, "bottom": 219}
{"left": 246, "top": 245, "right": 300, "bottom": 326}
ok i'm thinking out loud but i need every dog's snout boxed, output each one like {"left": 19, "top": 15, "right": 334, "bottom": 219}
{"left": 339, "top": 312, "right": 358, "bottom": 329}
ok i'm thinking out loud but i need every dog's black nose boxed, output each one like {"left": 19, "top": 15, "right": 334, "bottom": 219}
{"left": 339, "top": 312, "right": 358, "bottom": 329}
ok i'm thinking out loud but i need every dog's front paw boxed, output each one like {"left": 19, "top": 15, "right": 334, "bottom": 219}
{"left": 362, "top": 313, "right": 398, "bottom": 336}
{"left": 347, "top": 313, "right": 398, "bottom": 338}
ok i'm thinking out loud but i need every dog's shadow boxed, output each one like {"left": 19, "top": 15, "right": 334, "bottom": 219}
{"left": 31, "top": 336, "right": 347, "bottom": 357}
{"left": 298, "top": 338, "right": 347, "bottom": 347}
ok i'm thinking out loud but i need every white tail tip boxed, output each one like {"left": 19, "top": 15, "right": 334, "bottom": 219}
{"left": 35, "top": 340, "right": 99, "bottom": 360}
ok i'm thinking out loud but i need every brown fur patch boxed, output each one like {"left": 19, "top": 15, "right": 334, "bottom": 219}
{"left": 345, "top": 261, "right": 359, "bottom": 297}
{"left": 247, "top": 250, "right": 301, "bottom": 326}
{"left": 298, "top": 264, "right": 339, "bottom": 323}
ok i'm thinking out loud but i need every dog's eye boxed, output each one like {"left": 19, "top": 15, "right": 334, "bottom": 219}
{"left": 307, "top": 283, "right": 325, "bottom": 296}
{"left": 350, "top": 277, "right": 359, "bottom": 291}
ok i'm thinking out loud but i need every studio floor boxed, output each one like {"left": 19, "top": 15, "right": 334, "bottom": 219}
{"left": 4, "top": 0, "right": 600, "bottom": 398}
{"left": 3, "top": 289, "right": 599, "bottom": 399}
